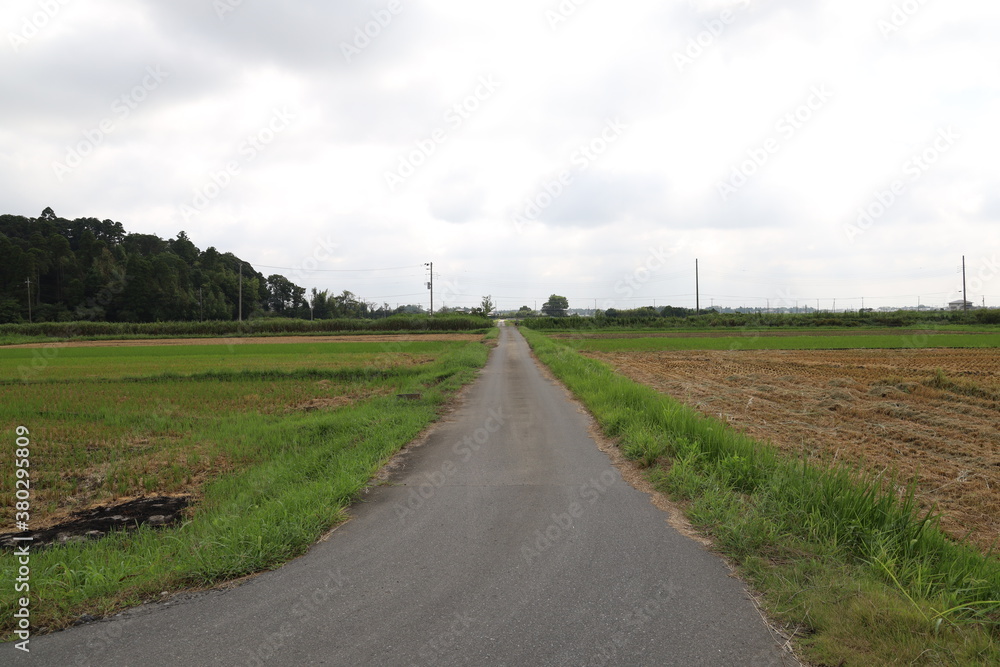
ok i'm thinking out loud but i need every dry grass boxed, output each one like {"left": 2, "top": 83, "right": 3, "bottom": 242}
{"left": 590, "top": 348, "right": 1000, "bottom": 552}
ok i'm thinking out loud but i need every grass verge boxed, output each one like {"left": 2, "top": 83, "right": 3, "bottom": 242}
{"left": 522, "top": 328, "right": 1000, "bottom": 666}
{"left": 1, "top": 338, "right": 489, "bottom": 638}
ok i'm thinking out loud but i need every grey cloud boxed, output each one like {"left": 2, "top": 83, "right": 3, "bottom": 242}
{"left": 537, "top": 171, "right": 666, "bottom": 227}
{"left": 427, "top": 172, "right": 487, "bottom": 224}
{"left": 141, "top": 1, "right": 429, "bottom": 73}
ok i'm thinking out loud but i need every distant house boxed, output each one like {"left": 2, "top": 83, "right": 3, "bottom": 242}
{"left": 948, "top": 299, "right": 975, "bottom": 311}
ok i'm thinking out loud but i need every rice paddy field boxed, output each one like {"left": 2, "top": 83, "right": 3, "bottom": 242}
{"left": 1, "top": 337, "right": 467, "bottom": 524}
{"left": 558, "top": 329, "right": 1000, "bottom": 552}
{"left": 0, "top": 332, "right": 491, "bottom": 634}
{"left": 554, "top": 329, "right": 1000, "bottom": 352}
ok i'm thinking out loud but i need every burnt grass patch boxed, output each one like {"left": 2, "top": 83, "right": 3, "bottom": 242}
{"left": 0, "top": 495, "right": 190, "bottom": 550}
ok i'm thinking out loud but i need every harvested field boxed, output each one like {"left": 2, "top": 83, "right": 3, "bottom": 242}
{"left": 551, "top": 328, "right": 958, "bottom": 339}
{"left": 588, "top": 347, "right": 1000, "bottom": 551}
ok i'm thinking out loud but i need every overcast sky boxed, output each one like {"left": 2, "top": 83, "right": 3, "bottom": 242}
{"left": 3, "top": 0, "right": 998, "bottom": 312}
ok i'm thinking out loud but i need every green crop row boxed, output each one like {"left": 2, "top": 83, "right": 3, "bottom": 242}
{"left": 0, "top": 314, "right": 492, "bottom": 342}
{"left": 0, "top": 340, "right": 454, "bottom": 382}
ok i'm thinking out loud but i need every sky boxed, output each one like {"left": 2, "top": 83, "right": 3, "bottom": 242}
{"left": 2, "top": 0, "right": 999, "bottom": 313}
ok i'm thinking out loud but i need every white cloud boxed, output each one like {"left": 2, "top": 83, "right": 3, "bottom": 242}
{"left": 2, "top": 0, "right": 998, "bottom": 310}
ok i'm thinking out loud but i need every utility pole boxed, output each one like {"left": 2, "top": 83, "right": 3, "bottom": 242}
{"left": 962, "top": 255, "right": 968, "bottom": 311}
{"left": 25, "top": 277, "right": 32, "bottom": 324}
{"left": 238, "top": 264, "right": 243, "bottom": 322}
{"left": 424, "top": 262, "right": 433, "bottom": 314}
{"left": 695, "top": 258, "right": 700, "bottom": 315}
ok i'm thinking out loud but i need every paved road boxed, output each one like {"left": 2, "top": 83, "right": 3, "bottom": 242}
{"left": 12, "top": 325, "right": 795, "bottom": 666}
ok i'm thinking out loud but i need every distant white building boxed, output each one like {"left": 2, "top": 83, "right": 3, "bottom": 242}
{"left": 948, "top": 299, "right": 975, "bottom": 311}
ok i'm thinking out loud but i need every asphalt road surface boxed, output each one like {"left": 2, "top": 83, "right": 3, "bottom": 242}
{"left": 11, "top": 325, "right": 796, "bottom": 666}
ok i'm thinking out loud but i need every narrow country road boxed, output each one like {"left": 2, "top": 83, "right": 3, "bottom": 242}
{"left": 12, "top": 326, "right": 795, "bottom": 666}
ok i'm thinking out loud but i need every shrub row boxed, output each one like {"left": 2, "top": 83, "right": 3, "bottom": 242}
{"left": 0, "top": 314, "right": 492, "bottom": 339}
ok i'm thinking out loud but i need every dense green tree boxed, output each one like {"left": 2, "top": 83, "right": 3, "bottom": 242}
{"left": 169, "top": 231, "right": 199, "bottom": 264}
{"left": 339, "top": 290, "right": 371, "bottom": 318}
{"left": 0, "top": 209, "right": 384, "bottom": 324}
{"left": 266, "top": 274, "right": 305, "bottom": 315}
{"left": 309, "top": 288, "right": 333, "bottom": 319}
{"left": 541, "top": 294, "right": 569, "bottom": 317}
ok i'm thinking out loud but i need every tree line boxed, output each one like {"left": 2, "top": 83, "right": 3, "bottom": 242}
{"left": 0, "top": 208, "right": 421, "bottom": 324}
{"left": 523, "top": 297, "right": 701, "bottom": 319}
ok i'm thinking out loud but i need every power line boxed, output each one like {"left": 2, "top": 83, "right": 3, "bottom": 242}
{"left": 366, "top": 293, "right": 426, "bottom": 299}
{"left": 249, "top": 263, "right": 421, "bottom": 273}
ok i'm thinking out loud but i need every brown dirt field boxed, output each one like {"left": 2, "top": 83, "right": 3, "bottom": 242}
{"left": 6, "top": 333, "right": 482, "bottom": 348}
{"left": 588, "top": 348, "right": 1000, "bottom": 551}
{"left": 552, "top": 329, "right": 968, "bottom": 340}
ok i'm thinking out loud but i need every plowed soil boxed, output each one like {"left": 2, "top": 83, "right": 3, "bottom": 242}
{"left": 589, "top": 348, "right": 1000, "bottom": 551}
{"left": 552, "top": 328, "right": 955, "bottom": 339}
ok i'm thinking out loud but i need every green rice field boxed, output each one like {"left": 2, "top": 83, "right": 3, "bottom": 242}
{"left": 0, "top": 334, "right": 490, "bottom": 636}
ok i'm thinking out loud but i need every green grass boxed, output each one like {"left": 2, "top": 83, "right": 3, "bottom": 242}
{"left": 0, "top": 314, "right": 493, "bottom": 340}
{"left": 925, "top": 368, "right": 1000, "bottom": 401}
{"left": 0, "top": 335, "right": 62, "bottom": 346}
{"left": 563, "top": 332, "right": 1000, "bottom": 352}
{"left": 0, "top": 340, "right": 455, "bottom": 382}
{"left": 523, "top": 328, "right": 1000, "bottom": 665}
{"left": 0, "top": 337, "right": 489, "bottom": 637}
